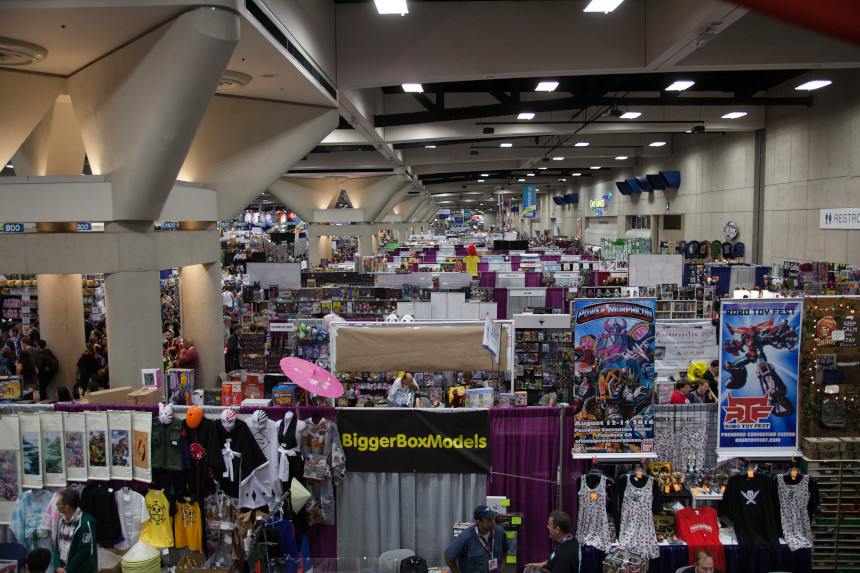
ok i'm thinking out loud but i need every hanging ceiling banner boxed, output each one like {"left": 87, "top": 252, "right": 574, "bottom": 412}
{"left": 336, "top": 410, "right": 491, "bottom": 473}
{"left": 572, "top": 299, "right": 657, "bottom": 456}
{"left": 654, "top": 320, "right": 718, "bottom": 374}
{"left": 718, "top": 299, "right": 803, "bottom": 458}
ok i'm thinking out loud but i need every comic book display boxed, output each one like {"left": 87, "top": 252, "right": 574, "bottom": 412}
{"left": 572, "top": 299, "right": 657, "bottom": 454}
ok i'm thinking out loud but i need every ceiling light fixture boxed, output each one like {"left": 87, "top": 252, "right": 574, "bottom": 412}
{"left": 620, "top": 111, "right": 641, "bottom": 119}
{"left": 500, "top": 143, "right": 513, "bottom": 147}
{"left": 590, "top": 166, "right": 601, "bottom": 170}
{"left": 572, "top": 172, "right": 582, "bottom": 176}
{"left": 5, "top": 164, "right": 12, "bottom": 169}
{"left": 666, "top": 80, "right": 695, "bottom": 91}
{"left": 583, "top": 0, "right": 624, "bottom": 13}
{"left": 535, "top": 81, "right": 559, "bottom": 92}
{"left": 574, "top": 142, "right": 590, "bottom": 147}
{"left": 527, "top": 173, "right": 535, "bottom": 177}
{"left": 649, "top": 141, "right": 667, "bottom": 147}
{"left": 796, "top": 79, "right": 832, "bottom": 90}
{"left": 553, "top": 156, "right": 564, "bottom": 161}
{"left": 402, "top": 83, "right": 423, "bottom": 93}
{"left": 375, "top": 0, "right": 408, "bottom": 15}
{"left": 615, "top": 156, "right": 628, "bottom": 160}
{"left": 481, "top": 173, "right": 489, "bottom": 177}
{"left": 478, "top": 179, "right": 485, "bottom": 183}
{"left": 518, "top": 112, "right": 535, "bottom": 120}
{"left": 539, "top": 167, "right": 547, "bottom": 170}
{"left": 518, "top": 178, "right": 525, "bottom": 182}
{"left": 0, "top": 37, "right": 48, "bottom": 66}
{"left": 722, "top": 111, "right": 747, "bottom": 119}
{"left": 559, "top": 178, "right": 567, "bottom": 182}
{"left": 424, "top": 145, "right": 436, "bottom": 149}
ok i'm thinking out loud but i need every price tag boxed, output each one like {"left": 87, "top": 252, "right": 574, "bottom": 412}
{"left": 791, "top": 469, "right": 798, "bottom": 478}
{"left": 747, "top": 469, "right": 754, "bottom": 478}
{"left": 506, "top": 557, "right": 516, "bottom": 564}
{"left": 590, "top": 492, "right": 597, "bottom": 500}
{"left": 636, "top": 470, "right": 643, "bottom": 479}
{"left": 500, "top": 499, "right": 510, "bottom": 506}
{"left": 506, "top": 532, "right": 515, "bottom": 539}
{"left": 692, "top": 487, "right": 700, "bottom": 495}
{"left": 511, "top": 516, "right": 522, "bottom": 525}
{"left": 673, "top": 484, "right": 681, "bottom": 492}
{"left": 664, "top": 485, "right": 670, "bottom": 494}
{"left": 721, "top": 486, "right": 726, "bottom": 494}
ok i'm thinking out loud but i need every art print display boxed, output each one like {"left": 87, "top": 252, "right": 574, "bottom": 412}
{"left": 131, "top": 411, "right": 152, "bottom": 482}
{"left": 18, "top": 414, "right": 42, "bottom": 489}
{"left": 572, "top": 299, "right": 657, "bottom": 455}
{"left": 719, "top": 299, "right": 802, "bottom": 456}
{"left": 62, "top": 412, "right": 88, "bottom": 481}
{"left": 40, "top": 412, "right": 66, "bottom": 487}
{"left": 85, "top": 411, "right": 110, "bottom": 480}
{"left": 0, "top": 415, "right": 21, "bottom": 525}
{"left": 108, "top": 411, "right": 133, "bottom": 480}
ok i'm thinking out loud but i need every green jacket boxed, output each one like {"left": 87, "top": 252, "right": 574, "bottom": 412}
{"left": 53, "top": 510, "right": 98, "bottom": 573}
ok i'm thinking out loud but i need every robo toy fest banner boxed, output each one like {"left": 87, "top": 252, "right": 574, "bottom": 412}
{"left": 719, "top": 300, "right": 803, "bottom": 455}
{"left": 572, "top": 299, "right": 656, "bottom": 455}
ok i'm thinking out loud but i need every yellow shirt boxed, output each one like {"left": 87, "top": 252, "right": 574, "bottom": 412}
{"left": 463, "top": 256, "right": 480, "bottom": 277}
{"left": 140, "top": 489, "right": 174, "bottom": 548}
{"left": 174, "top": 499, "right": 202, "bottom": 551}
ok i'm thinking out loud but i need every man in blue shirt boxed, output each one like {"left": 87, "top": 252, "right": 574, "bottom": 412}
{"left": 444, "top": 505, "right": 508, "bottom": 573}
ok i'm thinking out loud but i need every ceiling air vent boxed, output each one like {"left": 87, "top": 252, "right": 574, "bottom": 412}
{"left": 0, "top": 37, "right": 47, "bottom": 66}
{"left": 217, "top": 70, "right": 252, "bottom": 92}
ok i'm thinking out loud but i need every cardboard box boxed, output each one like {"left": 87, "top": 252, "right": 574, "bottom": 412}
{"left": 203, "top": 389, "right": 222, "bottom": 406}
{"left": 87, "top": 386, "right": 132, "bottom": 405}
{"left": 514, "top": 391, "right": 528, "bottom": 406}
{"left": 499, "top": 393, "right": 515, "bottom": 408}
{"left": 228, "top": 371, "right": 264, "bottom": 400}
{"left": 222, "top": 381, "right": 243, "bottom": 408}
{"left": 272, "top": 384, "right": 297, "bottom": 406}
{"left": 128, "top": 387, "right": 162, "bottom": 406}
{"left": 465, "top": 387, "right": 493, "bottom": 408}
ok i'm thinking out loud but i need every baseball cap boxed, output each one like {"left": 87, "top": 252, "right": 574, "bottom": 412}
{"left": 474, "top": 505, "right": 496, "bottom": 520}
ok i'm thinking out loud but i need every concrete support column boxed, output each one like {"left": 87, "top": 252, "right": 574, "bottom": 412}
{"left": 650, "top": 215, "right": 660, "bottom": 253}
{"left": 358, "top": 233, "right": 373, "bottom": 256}
{"left": 178, "top": 262, "right": 223, "bottom": 389}
{"left": 36, "top": 274, "right": 86, "bottom": 397}
{"left": 104, "top": 270, "right": 163, "bottom": 390}
{"left": 308, "top": 237, "right": 321, "bottom": 267}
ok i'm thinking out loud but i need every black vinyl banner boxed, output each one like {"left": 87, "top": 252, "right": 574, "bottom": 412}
{"left": 336, "top": 409, "right": 491, "bottom": 473}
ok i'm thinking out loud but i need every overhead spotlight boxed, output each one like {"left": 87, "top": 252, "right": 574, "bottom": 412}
{"left": 583, "top": 0, "right": 624, "bottom": 12}
{"left": 425, "top": 144, "right": 436, "bottom": 149}
{"left": 402, "top": 83, "right": 423, "bottom": 92}
{"left": 620, "top": 111, "right": 641, "bottom": 119}
{"left": 590, "top": 166, "right": 601, "bottom": 170}
{"left": 500, "top": 143, "right": 513, "bottom": 148}
{"left": 796, "top": 79, "right": 832, "bottom": 90}
{"left": 607, "top": 108, "right": 623, "bottom": 118}
{"left": 649, "top": 141, "right": 667, "bottom": 147}
{"left": 722, "top": 111, "right": 747, "bottom": 119}
{"left": 571, "top": 172, "right": 582, "bottom": 176}
{"left": 517, "top": 112, "right": 535, "bottom": 120}
{"left": 527, "top": 173, "right": 536, "bottom": 177}
{"left": 538, "top": 167, "right": 547, "bottom": 170}
{"left": 666, "top": 80, "right": 695, "bottom": 91}
{"left": 574, "top": 142, "right": 590, "bottom": 147}
{"left": 375, "top": 0, "right": 408, "bottom": 15}
{"left": 535, "top": 81, "right": 559, "bottom": 92}
{"left": 481, "top": 173, "right": 489, "bottom": 177}
{"left": 483, "top": 127, "right": 495, "bottom": 134}
{"left": 478, "top": 179, "right": 485, "bottom": 183}
{"left": 615, "top": 156, "right": 628, "bottom": 160}
{"left": 553, "top": 156, "right": 564, "bottom": 161}
{"left": 518, "top": 178, "right": 525, "bottom": 182}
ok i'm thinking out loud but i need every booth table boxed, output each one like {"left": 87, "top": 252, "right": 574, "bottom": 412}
{"left": 581, "top": 544, "right": 812, "bottom": 573}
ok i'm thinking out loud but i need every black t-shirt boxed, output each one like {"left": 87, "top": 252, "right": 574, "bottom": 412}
{"left": 702, "top": 369, "right": 718, "bottom": 397}
{"left": 719, "top": 474, "right": 780, "bottom": 554}
{"left": 547, "top": 537, "right": 579, "bottom": 573}
{"left": 76, "top": 354, "right": 100, "bottom": 385}
{"left": 81, "top": 483, "right": 123, "bottom": 546}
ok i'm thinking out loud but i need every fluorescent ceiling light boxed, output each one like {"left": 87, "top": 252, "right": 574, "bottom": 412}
{"left": 424, "top": 145, "right": 436, "bottom": 149}
{"left": 796, "top": 79, "right": 832, "bottom": 91}
{"left": 517, "top": 112, "right": 535, "bottom": 120}
{"left": 590, "top": 166, "right": 601, "bottom": 170}
{"left": 559, "top": 178, "right": 567, "bottom": 182}
{"left": 518, "top": 178, "right": 525, "bottom": 182}
{"left": 620, "top": 111, "right": 641, "bottom": 119}
{"left": 4, "top": 164, "right": 12, "bottom": 169}
{"left": 539, "top": 167, "right": 547, "bottom": 170}
{"left": 649, "top": 141, "right": 667, "bottom": 147}
{"left": 722, "top": 111, "right": 747, "bottom": 119}
{"left": 481, "top": 173, "right": 489, "bottom": 177}
{"left": 572, "top": 172, "right": 582, "bottom": 176}
{"left": 574, "top": 142, "right": 590, "bottom": 147}
{"left": 553, "top": 156, "right": 564, "bottom": 161}
{"left": 527, "top": 173, "right": 535, "bottom": 176}
{"left": 500, "top": 142, "right": 513, "bottom": 147}
{"left": 583, "top": 0, "right": 624, "bottom": 13}
{"left": 666, "top": 80, "right": 695, "bottom": 91}
{"left": 402, "top": 83, "right": 423, "bottom": 93}
{"left": 615, "top": 156, "right": 628, "bottom": 160}
{"left": 375, "top": 0, "right": 408, "bottom": 15}
{"left": 535, "top": 81, "right": 559, "bottom": 92}
{"left": 477, "top": 179, "right": 485, "bottom": 183}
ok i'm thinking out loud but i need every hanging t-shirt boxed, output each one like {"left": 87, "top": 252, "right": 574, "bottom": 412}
{"left": 174, "top": 496, "right": 203, "bottom": 552}
{"left": 721, "top": 242, "right": 733, "bottom": 258}
{"left": 686, "top": 241, "right": 698, "bottom": 259}
{"left": 245, "top": 413, "right": 284, "bottom": 509}
{"left": 675, "top": 506, "right": 725, "bottom": 572}
{"left": 710, "top": 240, "right": 722, "bottom": 260}
{"left": 733, "top": 242, "right": 745, "bottom": 259}
{"left": 140, "top": 489, "right": 174, "bottom": 548}
{"left": 151, "top": 417, "right": 184, "bottom": 471}
{"left": 698, "top": 241, "right": 710, "bottom": 259}
{"left": 776, "top": 473, "right": 819, "bottom": 551}
{"left": 81, "top": 483, "right": 123, "bottom": 546}
{"left": 719, "top": 474, "right": 780, "bottom": 554}
{"left": 114, "top": 488, "right": 150, "bottom": 550}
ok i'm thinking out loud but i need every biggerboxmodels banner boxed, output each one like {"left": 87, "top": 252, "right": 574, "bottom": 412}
{"left": 718, "top": 299, "right": 802, "bottom": 456}
{"left": 572, "top": 299, "right": 656, "bottom": 455}
{"left": 336, "top": 410, "right": 490, "bottom": 473}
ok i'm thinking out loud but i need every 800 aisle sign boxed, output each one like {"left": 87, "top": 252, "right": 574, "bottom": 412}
{"left": 0, "top": 223, "right": 24, "bottom": 233}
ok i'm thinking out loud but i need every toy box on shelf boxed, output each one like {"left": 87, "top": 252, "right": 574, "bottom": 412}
{"left": 272, "top": 384, "right": 298, "bottom": 406}
{"left": 165, "top": 369, "right": 194, "bottom": 405}
{"left": 500, "top": 393, "right": 515, "bottom": 408}
{"left": 602, "top": 547, "right": 649, "bottom": 573}
{"left": 0, "top": 376, "right": 21, "bottom": 399}
{"left": 227, "top": 371, "right": 264, "bottom": 400}
{"left": 465, "top": 387, "right": 494, "bottom": 408}
{"left": 222, "top": 380, "right": 243, "bottom": 407}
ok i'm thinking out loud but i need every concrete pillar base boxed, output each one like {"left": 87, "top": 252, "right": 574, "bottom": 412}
{"left": 179, "top": 262, "right": 223, "bottom": 389}
{"left": 36, "top": 274, "right": 86, "bottom": 397}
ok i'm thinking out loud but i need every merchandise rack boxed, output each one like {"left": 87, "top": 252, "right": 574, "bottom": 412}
{"left": 804, "top": 458, "right": 860, "bottom": 572}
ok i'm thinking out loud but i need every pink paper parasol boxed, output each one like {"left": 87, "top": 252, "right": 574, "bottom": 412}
{"left": 279, "top": 357, "right": 344, "bottom": 398}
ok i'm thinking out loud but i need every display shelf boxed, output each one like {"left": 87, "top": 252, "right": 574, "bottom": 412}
{"left": 804, "top": 458, "right": 860, "bottom": 571}
{"left": 513, "top": 328, "right": 573, "bottom": 392}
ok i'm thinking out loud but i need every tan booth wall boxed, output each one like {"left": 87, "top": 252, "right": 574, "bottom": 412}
{"left": 332, "top": 325, "right": 510, "bottom": 373}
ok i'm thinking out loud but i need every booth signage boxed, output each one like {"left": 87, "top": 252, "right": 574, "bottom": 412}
{"left": 718, "top": 300, "right": 802, "bottom": 454}
{"left": 572, "top": 299, "right": 657, "bottom": 455}
{"left": 482, "top": 318, "right": 502, "bottom": 359}
{"left": 654, "top": 320, "right": 718, "bottom": 373}
{"left": 0, "top": 223, "right": 24, "bottom": 233}
{"left": 723, "top": 220, "right": 739, "bottom": 240}
{"left": 76, "top": 223, "right": 92, "bottom": 232}
{"left": 522, "top": 185, "right": 537, "bottom": 218}
{"left": 336, "top": 410, "right": 491, "bottom": 473}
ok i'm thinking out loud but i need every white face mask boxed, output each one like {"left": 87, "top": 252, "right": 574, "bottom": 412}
{"left": 158, "top": 403, "right": 174, "bottom": 425}
{"left": 221, "top": 408, "right": 237, "bottom": 431}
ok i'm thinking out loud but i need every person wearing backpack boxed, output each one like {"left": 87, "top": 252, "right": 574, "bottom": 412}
{"left": 36, "top": 339, "right": 59, "bottom": 400}
{"left": 445, "top": 505, "right": 508, "bottom": 573}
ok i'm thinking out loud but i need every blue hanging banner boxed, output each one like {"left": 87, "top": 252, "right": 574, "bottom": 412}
{"left": 522, "top": 185, "right": 537, "bottom": 218}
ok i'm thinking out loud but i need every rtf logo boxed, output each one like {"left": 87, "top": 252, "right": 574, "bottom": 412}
{"left": 723, "top": 393, "right": 774, "bottom": 423}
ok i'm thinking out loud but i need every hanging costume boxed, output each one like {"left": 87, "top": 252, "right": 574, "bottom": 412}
{"left": 212, "top": 413, "right": 268, "bottom": 507}
{"left": 615, "top": 474, "right": 660, "bottom": 559}
{"left": 114, "top": 487, "right": 150, "bottom": 550}
{"left": 10, "top": 489, "right": 56, "bottom": 553}
{"left": 81, "top": 483, "right": 123, "bottom": 546}
{"left": 299, "top": 417, "right": 346, "bottom": 525}
{"left": 575, "top": 474, "right": 611, "bottom": 552}
{"left": 776, "top": 473, "right": 818, "bottom": 551}
{"left": 246, "top": 411, "right": 283, "bottom": 508}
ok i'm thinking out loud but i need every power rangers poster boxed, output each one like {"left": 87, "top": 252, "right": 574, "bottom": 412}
{"left": 719, "top": 300, "right": 802, "bottom": 455}
{"left": 572, "top": 299, "right": 656, "bottom": 455}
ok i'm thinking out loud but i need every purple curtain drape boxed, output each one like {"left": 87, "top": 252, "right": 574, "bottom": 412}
{"left": 493, "top": 288, "right": 508, "bottom": 319}
{"left": 525, "top": 272, "right": 542, "bottom": 287}
{"left": 479, "top": 272, "right": 497, "bottom": 288}
{"left": 561, "top": 407, "right": 588, "bottom": 536}
{"left": 478, "top": 262, "right": 490, "bottom": 273}
{"left": 487, "top": 408, "right": 560, "bottom": 571}
{"left": 545, "top": 287, "right": 567, "bottom": 313}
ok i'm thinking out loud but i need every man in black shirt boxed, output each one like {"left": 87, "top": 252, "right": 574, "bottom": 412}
{"left": 702, "top": 360, "right": 719, "bottom": 397}
{"left": 74, "top": 347, "right": 99, "bottom": 399}
{"left": 677, "top": 550, "right": 724, "bottom": 573}
{"left": 524, "top": 510, "right": 578, "bottom": 573}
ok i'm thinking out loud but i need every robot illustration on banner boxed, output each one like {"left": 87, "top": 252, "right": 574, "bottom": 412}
{"left": 572, "top": 300, "right": 656, "bottom": 453}
{"left": 722, "top": 314, "right": 799, "bottom": 417}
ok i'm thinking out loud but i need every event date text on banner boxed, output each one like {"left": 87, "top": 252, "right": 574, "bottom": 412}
{"left": 336, "top": 409, "right": 491, "bottom": 473}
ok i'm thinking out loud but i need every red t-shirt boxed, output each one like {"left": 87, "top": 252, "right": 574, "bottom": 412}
{"left": 670, "top": 390, "right": 689, "bottom": 404}
{"left": 675, "top": 506, "right": 726, "bottom": 572}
